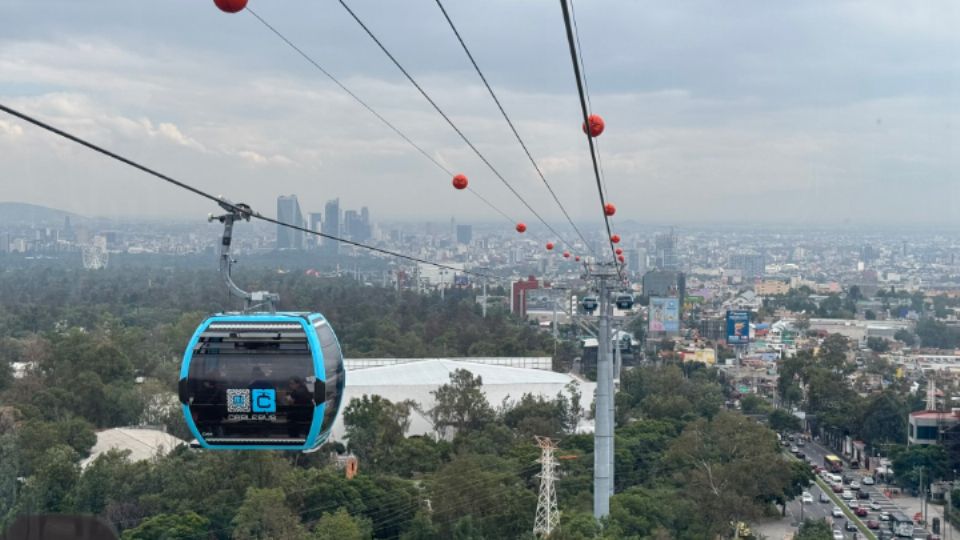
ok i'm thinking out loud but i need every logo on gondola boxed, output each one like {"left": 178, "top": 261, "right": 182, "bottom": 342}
{"left": 227, "top": 389, "right": 251, "bottom": 412}
{"left": 252, "top": 389, "right": 276, "bottom": 413}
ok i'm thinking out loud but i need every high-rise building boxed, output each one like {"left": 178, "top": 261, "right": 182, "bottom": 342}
{"left": 322, "top": 198, "right": 341, "bottom": 255}
{"left": 655, "top": 232, "right": 678, "bottom": 270}
{"left": 456, "top": 224, "right": 473, "bottom": 245}
{"left": 309, "top": 212, "right": 322, "bottom": 233}
{"left": 730, "top": 253, "right": 765, "bottom": 278}
{"left": 344, "top": 210, "right": 361, "bottom": 239}
{"left": 642, "top": 269, "right": 685, "bottom": 305}
{"left": 276, "top": 195, "right": 305, "bottom": 250}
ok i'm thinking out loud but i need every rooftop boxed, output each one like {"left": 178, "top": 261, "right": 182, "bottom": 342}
{"left": 347, "top": 359, "right": 575, "bottom": 387}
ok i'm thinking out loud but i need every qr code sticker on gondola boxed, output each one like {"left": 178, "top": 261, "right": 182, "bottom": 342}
{"left": 227, "top": 389, "right": 251, "bottom": 412}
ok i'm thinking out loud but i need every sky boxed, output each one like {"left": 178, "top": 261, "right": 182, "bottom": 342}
{"left": 1, "top": 0, "right": 959, "bottom": 227}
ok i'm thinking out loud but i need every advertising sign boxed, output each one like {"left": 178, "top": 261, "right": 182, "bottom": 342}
{"left": 726, "top": 310, "right": 751, "bottom": 345}
{"left": 649, "top": 297, "right": 680, "bottom": 334}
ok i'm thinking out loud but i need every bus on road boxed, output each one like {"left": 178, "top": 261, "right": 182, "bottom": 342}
{"left": 824, "top": 454, "right": 843, "bottom": 473}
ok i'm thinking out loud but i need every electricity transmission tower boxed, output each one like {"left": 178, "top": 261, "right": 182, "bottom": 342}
{"left": 533, "top": 435, "right": 560, "bottom": 537}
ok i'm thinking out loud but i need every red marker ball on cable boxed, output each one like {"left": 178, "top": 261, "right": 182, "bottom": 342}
{"left": 563, "top": 251, "right": 570, "bottom": 258}
{"left": 214, "top": 0, "right": 248, "bottom": 13}
{"left": 546, "top": 242, "right": 554, "bottom": 251}
{"left": 618, "top": 255, "right": 625, "bottom": 263}
{"left": 452, "top": 174, "right": 468, "bottom": 190}
{"left": 611, "top": 234, "right": 620, "bottom": 244}
{"left": 582, "top": 114, "right": 605, "bottom": 137}
{"left": 604, "top": 203, "right": 616, "bottom": 216}
{"left": 516, "top": 222, "right": 526, "bottom": 233}
{"left": 575, "top": 256, "right": 580, "bottom": 262}
{"left": 615, "top": 248, "right": 623, "bottom": 255}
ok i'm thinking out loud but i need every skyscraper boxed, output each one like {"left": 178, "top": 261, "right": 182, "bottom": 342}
{"left": 276, "top": 195, "right": 304, "bottom": 250}
{"left": 456, "top": 224, "right": 473, "bottom": 245}
{"left": 322, "top": 198, "right": 341, "bottom": 255}
{"left": 344, "top": 210, "right": 361, "bottom": 239}
{"left": 655, "top": 232, "right": 678, "bottom": 270}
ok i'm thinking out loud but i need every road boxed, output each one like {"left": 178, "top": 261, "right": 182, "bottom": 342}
{"left": 790, "top": 437, "right": 933, "bottom": 539}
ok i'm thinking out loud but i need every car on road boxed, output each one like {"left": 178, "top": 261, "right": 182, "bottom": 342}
{"left": 879, "top": 511, "right": 890, "bottom": 521}
{"left": 846, "top": 499, "right": 858, "bottom": 508}
{"left": 802, "top": 492, "right": 814, "bottom": 504}
{"left": 842, "top": 490, "right": 854, "bottom": 500}
{"left": 797, "top": 452, "right": 806, "bottom": 459}
{"left": 845, "top": 520, "right": 858, "bottom": 531}
{"left": 857, "top": 490, "right": 870, "bottom": 500}
{"left": 850, "top": 481, "right": 861, "bottom": 490}
{"left": 832, "top": 529, "right": 844, "bottom": 540}
{"left": 790, "top": 445, "right": 799, "bottom": 453}
{"left": 866, "top": 519, "right": 880, "bottom": 529}
{"left": 832, "top": 506, "right": 844, "bottom": 518}
{"left": 862, "top": 476, "right": 875, "bottom": 485}
{"left": 870, "top": 500, "right": 882, "bottom": 511}
{"left": 797, "top": 439, "right": 805, "bottom": 447}
{"left": 821, "top": 492, "right": 831, "bottom": 503}
{"left": 832, "top": 483, "right": 844, "bottom": 493}
{"left": 855, "top": 506, "right": 869, "bottom": 517}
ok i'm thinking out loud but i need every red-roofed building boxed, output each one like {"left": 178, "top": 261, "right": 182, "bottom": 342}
{"left": 908, "top": 410, "right": 960, "bottom": 445}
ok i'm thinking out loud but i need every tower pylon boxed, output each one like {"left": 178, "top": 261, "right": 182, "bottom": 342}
{"left": 533, "top": 435, "right": 560, "bottom": 537}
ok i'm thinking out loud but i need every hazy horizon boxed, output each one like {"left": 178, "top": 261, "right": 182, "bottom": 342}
{"left": 2, "top": 1, "right": 959, "bottom": 228}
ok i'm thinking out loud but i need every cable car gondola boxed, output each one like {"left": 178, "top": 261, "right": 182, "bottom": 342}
{"left": 178, "top": 202, "right": 345, "bottom": 451}
{"left": 615, "top": 293, "right": 635, "bottom": 310}
{"left": 581, "top": 296, "right": 599, "bottom": 313}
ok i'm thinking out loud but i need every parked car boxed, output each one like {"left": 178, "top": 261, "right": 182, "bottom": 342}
{"left": 802, "top": 492, "right": 814, "bottom": 504}
{"left": 797, "top": 452, "right": 806, "bottom": 459}
{"left": 857, "top": 490, "right": 870, "bottom": 500}
{"left": 832, "top": 506, "right": 844, "bottom": 518}
{"left": 821, "top": 492, "right": 831, "bottom": 503}
{"left": 850, "top": 461, "right": 860, "bottom": 469}
{"left": 850, "top": 481, "right": 861, "bottom": 490}
{"left": 797, "top": 439, "right": 805, "bottom": 447}
{"left": 845, "top": 520, "right": 858, "bottom": 531}
{"left": 855, "top": 506, "right": 869, "bottom": 517}
{"left": 863, "top": 476, "right": 875, "bottom": 485}
{"left": 832, "top": 483, "right": 844, "bottom": 493}
{"left": 842, "top": 490, "right": 854, "bottom": 500}
{"left": 870, "top": 500, "right": 882, "bottom": 511}
{"left": 879, "top": 511, "right": 890, "bottom": 521}
{"left": 832, "top": 529, "right": 844, "bottom": 540}
{"left": 790, "top": 446, "right": 799, "bottom": 453}
{"left": 866, "top": 519, "right": 880, "bottom": 529}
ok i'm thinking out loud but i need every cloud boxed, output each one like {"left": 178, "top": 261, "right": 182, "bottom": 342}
{"left": 1, "top": 1, "right": 959, "bottom": 224}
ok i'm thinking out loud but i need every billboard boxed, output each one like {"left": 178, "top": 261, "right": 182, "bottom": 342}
{"left": 726, "top": 310, "right": 751, "bottom": 345}
{"left": 649, "top": 297, "right": 680, "bottom": 334}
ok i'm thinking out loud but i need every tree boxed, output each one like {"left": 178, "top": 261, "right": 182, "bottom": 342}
{"left": 740, "top": 394, "right": 772, "bottom": 415}
{"left": 231, "top": 487, "right": 309, "bottom": 540}
{"left": 860, "top": 391, "right": 907, "bottom": 445}
{"left": 429, "top": 454, "right": 536, "bottom": 539}
{"left": 891, "top": 445, "right": 949, "bottom": 491}
{"left": 768, "top": 409, "right": 802, "bottom": 433}
{"left": 312, "top": 508, "right": 373, "bottom": 540}
{"left": 818, "top": 333, "right": 850, "bottom": 372}
{"left": 666, "top": 412, "right": 790, "bottom": 535}
{"left": 122, "top": 512, "right": 210, "bottom": 540}
{"left": 866, "top": 337, "right": 890, "bottom": 353}
{"left": 796, "top": 519, "right": 832, "bottom": 540}
{"left": 17, "top": 444, "right": 80, "bottom": 513}
{"left": 343, "top": 395, "right": 414, "bottom": 471}
{"left": 429, "top": 369, "right": 494, "bottom": 437}
{"left": 865, "top": 309, "right": 877, "bottom": 320}
{"left": 894, "top": 329, "right": 917, "bottom": 346}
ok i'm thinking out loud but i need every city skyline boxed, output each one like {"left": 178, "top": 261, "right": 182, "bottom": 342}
{"left": 2, "top": 2, "right": 959, "bottom": 224}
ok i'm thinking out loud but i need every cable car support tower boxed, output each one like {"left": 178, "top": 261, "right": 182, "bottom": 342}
{"left": 583, "top": 261, "right": 618, "bottom": 518}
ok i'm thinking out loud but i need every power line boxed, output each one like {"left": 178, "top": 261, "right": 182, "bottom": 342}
{"left": 432, "top": 0, "right": 595, "bottom": 258}
{"left": 569, "top": 0, "right": 611, "bottom": 206}
{"left": 557, "top": 0, "right": 621, "bottom": 274}
{"left": 245, "top": 8, "right": 520, "bottom": 231}
{"left": 336, "top": 0, "right": 579, "bottom": 255}
{"left": 0, "top": 102, "right": 497, "bottom": 281}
